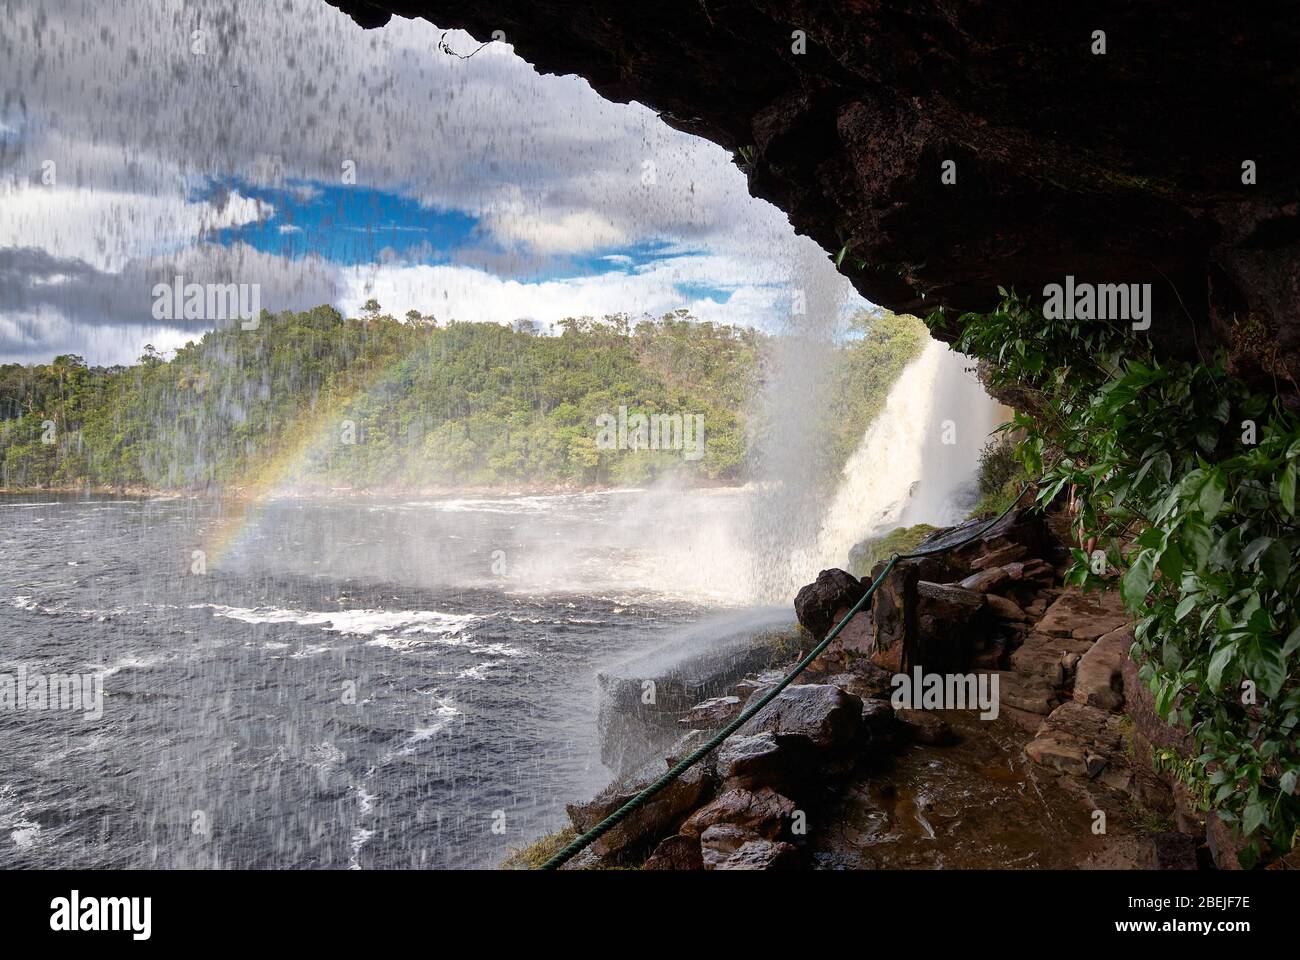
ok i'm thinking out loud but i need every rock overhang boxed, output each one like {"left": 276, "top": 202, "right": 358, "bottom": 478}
{"left": 326, "top": 0, "right": 1300, "bottom": 392}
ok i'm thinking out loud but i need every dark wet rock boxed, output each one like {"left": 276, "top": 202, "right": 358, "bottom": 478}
{"left": 715, "top": 839, "right": 802, "bottom": 870}
{"left": 643, "top": 833, "right": 703, "bottom": 870}
{"left": 698, "top": 823, "right": 760, "bottom": 868}
{"left": 664, "top": 728, "right": 712, "bottom": 769}
{"left": 985, "top": 594, "right": 1028, "bottom": 621}
{"left": 958, "top": 567, "right": 1010, "bottom": 593}
{"left": 868, "top": 559, "right": 919, "bottom": 672}
{"left": 814, "top": 609, "right": 874, "bottom": 668}
{"left": 1024, "top": 700, "right": 1124, "bottom": 779}
{"left": 679, "top": 787, "right": 796, "bottom": 840}
{"left": 794, "top": 568, "right": 865, "bottom": 639}
{"left": 1073, "top": 626, "right": 1132, "bottom": 712}
{"left": 918, "top": 580, "right": 986, "bottom": 618}
{"left": 716, "top": 732, "right": 798, "bottom": 790}
{"left": 970, "top": 543, "right": 1027, "bottom": 570}
{"left": 733, "top": 669, "right": 787, "bottom": 702}
{"left": 681, "top": 696, "right": 741, "bottom": 728}
{"left": 818, "top": 663, "right": 894, "bottom": 701}
{"left": 740, "top": 683, "right": 862, "bottom": 751}
{"left": 1080, "top": 832, "right": 1199, "bottom": 870}
{"left": 895, "top": 708, "right": 952, "bottom": 745}
{"left": 993, "top": 670, "right": 1059, "bottom": 715}
{"left": 1010, "top": 632, "right": 1091, "bottom": 683}
{"left": 566, "top": 753, "right": 714, "bottom": 856}
{"left": 914, "top": 580, "right": 985, "bottom": 673}
{"left": 1036, "top": 590, "right": 1129, "bottom": 640}
{"left": 859, "top": 698, "right": 896, "bottom": 732}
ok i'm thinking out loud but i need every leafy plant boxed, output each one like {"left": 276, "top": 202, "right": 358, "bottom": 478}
{"left": 928, "top": 290, "right": 1300, "bottom": 864}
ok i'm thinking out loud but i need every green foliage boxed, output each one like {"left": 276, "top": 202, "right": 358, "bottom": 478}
{"left": 1, "top": 306, "right": 924, "bottom": 494}
{"left": 967, "top": 437, "right": 1027, "bottom": 518}
{"left": 848, "top": 523, "right": 938, "bottom": 578}
{"left": 929, "top": 290, "right": 1300, "bottom": 864}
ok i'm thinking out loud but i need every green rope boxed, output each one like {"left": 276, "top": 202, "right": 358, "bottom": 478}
{"left": 538, "top": 484, "right": 1032, "bottom": 870}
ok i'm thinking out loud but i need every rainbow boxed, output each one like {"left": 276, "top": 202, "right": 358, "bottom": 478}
{"left": 198, "top": 338, "right": 432, "bottom": 566}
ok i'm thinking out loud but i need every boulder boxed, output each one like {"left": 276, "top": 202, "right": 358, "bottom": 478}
{"left": 1024, "top": 701, "right": 1125, "bottom": 780}
{"left": 1002, "top": 561, "right": 1027, "bottom": 580}
{"left": 715, "top": 839, "right": 802, "bottom": 870}
{"left": 985, "top": 594, "right": 1028, "bottom": 621}
{"left": 566, "top": 754, "right": 714, "bottom": 856}
{"left": 812, "top": 609, "right": 874, "bottom": 669}
{"left": 679, "top": 787, "right": 796, "bottom": 840}
{"left": 716, "top": 732, "right": 802, "bottom": 790}
{"left": 818, "top": 663, "right": 895, "bottom": 700}
{"left": 1073, "top": 626, "right": 1132, "bottom": 712}
{"left": 914, "top": 580, "right": 986, "bottom": 673}
{"left": 794, "top": 569, "right": 865, "bottom": 639}
{"left": 859, "top": 698, "right": 896, "bottom": 734}
{"left": 643, "top": 834, "right": 703, "bottom": 870}
{"left": 740, "top": 683, "right": 862, "bottom": 752}
{"left": 918, "top": 580, "right": 986, "bottom": 618}
{"left": 868, "top": 559, "right": 919, "bottom": 672}
{"left": 681, "top": 696, "right": 741, "bottom": 728}
{"left": 664, "top": 729, "right": 711, "bottom": 768}
{"left": 959, "top": 567, "right": 1010, "bottom": 593}
{"left": 1035, "top": 590, "right": 1129, "bottom": 640}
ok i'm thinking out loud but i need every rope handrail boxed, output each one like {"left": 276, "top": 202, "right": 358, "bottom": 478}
{"left": 537, "top": 484, "right": 1033, "bottom": 870}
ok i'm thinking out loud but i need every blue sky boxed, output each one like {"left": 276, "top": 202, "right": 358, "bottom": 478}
{"left": 0, "top": 0, "right": 860, "bottom": 364}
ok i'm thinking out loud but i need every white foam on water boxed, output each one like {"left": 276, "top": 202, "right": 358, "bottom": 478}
{"left": 193, "top": 603, "right": 481, "bottom": 638}
{"left": 0, "top": 784, "right": 41, "bottom": 851}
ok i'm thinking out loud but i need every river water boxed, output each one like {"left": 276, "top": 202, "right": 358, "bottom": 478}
{"left": 0, "top": 490, "right": 758, "bottom": 869}
{"left": 0, "top": 347, "right": 1007, "bottom": 869}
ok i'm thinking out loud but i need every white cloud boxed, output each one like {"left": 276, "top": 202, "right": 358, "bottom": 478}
{"left": 0, "top": 0, "right": 865, "bottom": 362}
{"left": 0, "top": 184, "right": 270, "bottom": 273}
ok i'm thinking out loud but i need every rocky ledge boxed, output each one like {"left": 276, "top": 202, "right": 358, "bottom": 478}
{"left": 524, "top": 503, "right": 1286, "bottom": 871}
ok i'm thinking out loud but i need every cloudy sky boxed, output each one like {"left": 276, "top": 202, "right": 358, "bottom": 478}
{"left": 0, "top": 0, "right": 861, "bottom": 365}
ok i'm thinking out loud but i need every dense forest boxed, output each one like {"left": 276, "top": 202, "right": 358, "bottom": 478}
{"left": 0, "top": 304, "right": 926, "bottom": 493}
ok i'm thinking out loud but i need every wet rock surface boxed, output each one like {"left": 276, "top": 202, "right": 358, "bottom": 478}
{"left": 793, "top": 569, "right": 866, "bottom": 639}
{"left": 739, "top": 683, "right": 862, "bottom": 751}
{"left": 566, "top": 753, "right": 714, "bottom": 857}
{"left": 556, "top": 502, "right": 1225, "bottom": 870}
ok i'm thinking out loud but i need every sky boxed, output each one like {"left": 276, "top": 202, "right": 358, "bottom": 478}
{"left": 0, "top": 0, "right": 863, "bottom": 365}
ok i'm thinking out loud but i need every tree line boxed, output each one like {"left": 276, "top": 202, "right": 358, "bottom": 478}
{"left": 0, "top": 305, "right": 925, "bottom": 492}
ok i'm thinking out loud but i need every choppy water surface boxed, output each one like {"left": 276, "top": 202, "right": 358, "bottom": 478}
{"left": 0, "top": 490, "right": 747, "bottom": 869}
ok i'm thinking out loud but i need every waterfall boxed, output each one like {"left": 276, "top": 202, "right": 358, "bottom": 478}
{"left": 815, "top": 340, "right": 1005, "bottom": 565}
